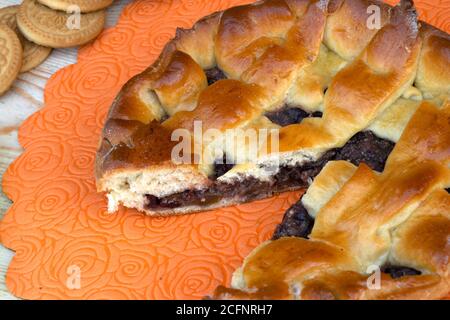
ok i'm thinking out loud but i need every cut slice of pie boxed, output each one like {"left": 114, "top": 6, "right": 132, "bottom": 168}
{"left": 95, "top": 0, "right": 449, "bottom": 216}
{"left": 213, "top": 100, "right": 450, "bottom": 300}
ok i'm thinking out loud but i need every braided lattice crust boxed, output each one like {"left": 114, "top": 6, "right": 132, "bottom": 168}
{"left": 213, "top": 100, "right": 450, "bottom": 300}
{"left": 95, "top": 0, "right": 449, "bottom": 218}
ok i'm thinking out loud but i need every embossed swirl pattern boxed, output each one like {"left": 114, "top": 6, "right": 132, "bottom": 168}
{"left": 0, "top": 38, "right": 10, "bottom": 74}
{"left": 1, "top": 0, "right": 449, "bottom": 300}
{"left": 0, "top": 12, "right": 16, "bottom": 29}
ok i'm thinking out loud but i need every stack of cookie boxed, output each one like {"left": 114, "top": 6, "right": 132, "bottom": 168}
{"left": 0, "top": 0, "right": 112, "bottom": 96}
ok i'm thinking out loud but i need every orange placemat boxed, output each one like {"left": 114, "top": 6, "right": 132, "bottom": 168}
{"left": 0, "top": 0, "right": 449, "bottom": 300}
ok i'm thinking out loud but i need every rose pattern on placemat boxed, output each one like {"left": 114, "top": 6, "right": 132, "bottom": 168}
{"left": 1, "top": 0, "right": 449, "bottom": 300}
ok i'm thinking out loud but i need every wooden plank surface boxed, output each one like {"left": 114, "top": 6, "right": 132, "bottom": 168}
{"left": 0, "top": 0, "right": 132, "bottom": 300}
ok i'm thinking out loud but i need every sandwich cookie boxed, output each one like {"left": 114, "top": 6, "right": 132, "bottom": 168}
{"left": 0, "top": 25, "right": 23, "bottom": 96}
{"left": 37, "top": 0, "right": 114, "bottom": 13}
{"left": 20, "top": 39, "right": 52, "bottom": 72}
{"left": 0, "top": 5, "right": 52, "bottom": 73}
{"left": 17, "top": 0, "right": 105, "bottom": 48}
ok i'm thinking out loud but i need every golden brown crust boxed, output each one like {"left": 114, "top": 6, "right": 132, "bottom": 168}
{"left": 416, "top": 23, "right": 450, "bottom": 100}
{"left": 324, "top": 0, "right": 391, "bottom": 60}
{"left": 96, "top": 0, "right": 449, "bottom": 218}
{"left": 164, "top": 79, "right": 267, "bottom": 132}
{"left": 299, "top": 271, "right": 448, "bottom": 300}
{"left": 213, "top": 101, "right": 450, "bottom": 300}
{"left": 391, "top": 189, "right": 450, "bottom": 276}
{"left": 99, "top": 121, "right": 176, "bottom": 173}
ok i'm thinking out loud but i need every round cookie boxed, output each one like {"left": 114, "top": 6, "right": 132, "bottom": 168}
{"left": 0, "top": 25, "right": 23, "bottom": 96}
{"left": 17, "top": 0, "right": 106, "bottom": 48}
{"left": 0, "top": 5, "right": 18, "bottom": 29}
{"left": 37, "top": 0, "right": 113, "bottom": 13}
{"left": 20, "top": 39, "right": 52, "bottom": 72}
{"left": 0, "top": 5, "right": 52, "bottom": 73}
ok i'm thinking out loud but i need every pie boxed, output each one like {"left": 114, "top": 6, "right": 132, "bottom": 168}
{"left": 95, "top": 0, "right": 449, "bottom": 217}
{"left": 213, "top": 100, "right": 450, "bottom": 300}
{"left": 95, "top": 0, "right": 449, "bottom": 299}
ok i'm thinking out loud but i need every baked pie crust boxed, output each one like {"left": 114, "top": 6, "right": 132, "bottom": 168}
{"left": 96, "top": 0, "right": 449, "bottom": 216}
{"left": 213, "top": 100, "right": 450, "bottom": 300}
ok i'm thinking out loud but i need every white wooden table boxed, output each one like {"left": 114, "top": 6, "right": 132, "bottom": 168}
{"left": 0, "top": 0, "right": 132, "bottom": 300}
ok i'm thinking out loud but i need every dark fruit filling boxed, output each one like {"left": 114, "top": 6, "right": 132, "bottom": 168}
{"left": 205, "top": 67, "right": 227, "bottom": 85}
{"left": 381, "top": 265, "right": 422, "bottom": 279}
{"left": 265, "top": 106, "right": 322, "bottom": 127}
{"left": 334, "top": 131, "right": 395, "bottom": 172}
{"left": 211, "top": 154, "right": 235, "bottom": 180}
{"left": 272, "top": 199, "right": 314, "bottom": 240}
{"left": 145, "top": 130, "right": 395, "bottom": 210}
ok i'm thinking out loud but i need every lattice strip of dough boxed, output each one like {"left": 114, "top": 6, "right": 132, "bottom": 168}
{"left": 162, "top": 1, "right": 331, "bottom": 168}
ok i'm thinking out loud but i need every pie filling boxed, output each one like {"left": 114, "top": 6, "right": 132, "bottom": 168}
{"left": 272, "top": 198, "right": 314, "bottom": 240}
{"left": 273, "top": 196, "right": 422, "bottom": 279}
{"left": 144, "top": 130, "right": 394, "bottom": 210}
{"left": 380, "top": 265, "right": 422, "bottom": 278}
{"left": 205, "top": 67, "right": 227, "bottom": 85}
{"left": 265, "top": 106, "right": 322, "bottom": 127}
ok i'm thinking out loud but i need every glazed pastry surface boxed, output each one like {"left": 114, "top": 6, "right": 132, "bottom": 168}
{"left": 95, "top": 0, "right": 449, "bottom": 218}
